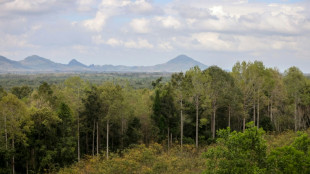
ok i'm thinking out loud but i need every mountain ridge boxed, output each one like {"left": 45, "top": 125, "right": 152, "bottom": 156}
{"left": 0, "top": 55, "right": 208, "bottom": 73}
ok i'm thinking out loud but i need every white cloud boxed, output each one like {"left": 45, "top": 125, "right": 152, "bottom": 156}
{"left": 124, "top": 39, "right": 154, "bottom": 49}
{"left": 77, "top": 0, "right": 95, "bottom": 12}
{"left": 82, "top": 0, "right": 156, "bottom": 32}
{"left": 158, "top": 41, "right": 173, "bottom": 50}
{"left": 93, "top": 36, "right": 154, "bottom": 49}
{"left": 83, "top": 11, "right": 109, "bottom": 32}
{"left": 72, "top": 44, "right": 89, "bottom": 54}
{"left": 106, "top": 38, "right": 123, "bottom": 46}
{"left": 130, "top": 18, "right": 150, "bottom": 33}
{"left": 0, "top": 33, "right": 38, "bottom": 49}
{"left": 155, "top": 16, "right": 181, "bottom": 29}
{"left": 1, "top": 0, "right": 310, "bottom": 71}
{"left": 100, "top": 0, "right": 131, "bottom": 7}
{"left": 0, "top": 0, "right": 74, "bottom": 15}
{"left": 92, "top": 35, "right": 105, "bottom": 44}
{"left": 128, "top": 0, "right": 154, "bottom": 14}
{"left": 209, "top": 6, "right": 227, "bottom": 17}
{"left": 191, "top": 32, "right": 232, "bottom": 51}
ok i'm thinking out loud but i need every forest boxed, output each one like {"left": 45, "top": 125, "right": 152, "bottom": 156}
{"left": 1, "top": 61, "right": 310, "bottom": 174}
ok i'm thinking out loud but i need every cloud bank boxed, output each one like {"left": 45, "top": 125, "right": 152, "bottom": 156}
{"left": 0, "top": 0, "right": 309, "bottom": 72}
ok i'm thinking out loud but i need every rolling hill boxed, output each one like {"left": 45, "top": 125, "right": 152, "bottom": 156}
{"left": 0, "top": 55, "right": 208, "bottom": 73}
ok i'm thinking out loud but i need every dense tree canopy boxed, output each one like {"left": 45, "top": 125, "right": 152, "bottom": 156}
{"left": 0, "top": 61, "right": 310, "bottom": 173}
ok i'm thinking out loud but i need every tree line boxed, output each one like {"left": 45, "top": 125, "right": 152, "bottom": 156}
{"left": 0, "top": 61, "right": 310, "bottom": 173}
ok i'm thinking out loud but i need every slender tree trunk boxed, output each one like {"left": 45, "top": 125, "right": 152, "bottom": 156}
{"left": 97, "top": 121, "right": 99, "bottom": 156}
{"left": 237, "top": 116, "right": 240, "bottom": 131}
{"left": 31, "top": 149, "right": 35, "bottom": 171}
{"left": 243, "top": 97, "right": 246, "bottom": 132}
{"left": 298, "top": 106, "right": 302, "bottom": 130}
{"left": 257, "top": 92, "right": 260, "bottom": 129}
{"left": 295, "top": 100, "right": 297, "bottom": 132}
{"left": 77, "top": 115, "right": 80, "bottom": 161}
{"left": 267, "top": 98, "right": 270, "bottom": 117}
{"left": 167, "top": 127, "right": 170, "bottom": 151}
{"left": 77, "top": 88, "right": 80, "bottom": 162}
{"left": 212, "top": 108, "right": 216, "bottom": 139}
{"left": 278, "top": 119, "right": 280, "bottom": 132}
{"left": 253, "top": 99, "right": 256, "bottom": 125}
{"left": 4, "top": 113, "right": 8, "bottom": 167}
{"left": 121, "top": 117, "right": 124, "bottom": 149}
{"left": 170, "top": 133, "right": 172, "bottom": 147}
{"left": 92, "top": 120, "right": 95, "bottom": 156}
{"left": 195, "top": 96, "right": 199, "bottom": 149}
{"left": 270, "top": 97, "right": 273, "bottom": 122}
{"left": 180, "top": 99, "right": 183, "bottom": 151}
{"left": 228, "top": 105, "right": 231, "bottom": 128}
{"left": 12, "top": 136, "right": 15, "bottom": 174}
{"left": 86, "top": 133, "right": 88, "bottom": 154}
{"left": 26, "top": 160, "right": 28, "bottom": 174}
{"left": 106, "top": 119, "right": 109, "bottom": 159}
{"left": 270, "top": 101, "right": 273, "bottom": 121}
{"left": 243, "top": 118, "right": 245, "bottom": 132}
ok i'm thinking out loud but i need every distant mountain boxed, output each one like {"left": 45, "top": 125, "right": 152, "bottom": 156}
{"left": 92, "top": 55, "right": 208, "bottom": 72}
{"left": 20, "top": 55, "right": 66, "bottom": 71}
{"left": 152, "top": 55, "right": 208, "bottom": 72}
{"left": 0, "top": 56, "right": 29, "bottom": 72}
{"left": 0, "top": 55, "right": 208, "bottom": 73}
{"left": 68, "top": 59, "right": 87, "bottom": 68}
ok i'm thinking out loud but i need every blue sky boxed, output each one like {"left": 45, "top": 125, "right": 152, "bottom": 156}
{"left": 0, "top": 0, "right": 309, "bottom": 72}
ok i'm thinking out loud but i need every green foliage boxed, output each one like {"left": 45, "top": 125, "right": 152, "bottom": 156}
{"left": 125, "top": 117, "right": 142, "bottom": 146}
{"left": 0, "top": 86, "right": 6, "bottom": 100}
{"left": 59, "top": 143, "right": 205, "bottom": 174}
{"left": 0, "top": 72, "right": 171, "bottom": 90}
{"left": 56, "top": 103, "right": 76, "bottom": 166}
{"left": 203, "top": 123, "right": 267, "bottom": 174}
{"left": 37, "top": 82, "right": 57, "bottom": 107}
{"left": 292, "top": 132, "right": 310, "bottom": 153}
{"left": 11, "top": 85, "right": 32, "bottom": 99}
{"left": 151, "top": 81, "right": 178, "bottom": 142}
{"left": 0, "top": 63, "right": 310, "bottom": 173}
{"left": 267, "top": 132, "right": 310, "bottom": 174}
{"left": 267, "top": 146, "right": 308, "bottom": 174}
{"left": 204, "top": 125, "right": 310, "bottom": 174}
{"left": 28, "top": 107, "right": 61, "bottom": 173}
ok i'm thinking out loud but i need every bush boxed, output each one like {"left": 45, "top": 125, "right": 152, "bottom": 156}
{"left": 203, "top": 122, "right": 267, "bottom": 174}
{"left": 267, "top": 132, "right": 310, "bottom": 174}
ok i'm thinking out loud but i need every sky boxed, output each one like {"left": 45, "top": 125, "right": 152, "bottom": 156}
{"left": 0, "top": 0, "right": 310, "bottom": 72}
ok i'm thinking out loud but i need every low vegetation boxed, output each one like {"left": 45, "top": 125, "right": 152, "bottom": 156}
{"left": 59, "top": 125, "right": 310, "bottom": 174}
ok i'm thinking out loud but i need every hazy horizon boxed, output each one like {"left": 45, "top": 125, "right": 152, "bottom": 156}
{"left": 1, "top": 0, "right": 310, "bottom": 72}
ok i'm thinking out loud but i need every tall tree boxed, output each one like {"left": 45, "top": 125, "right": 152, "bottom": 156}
{"left": 100, "top": 82, "right": 123, "bottom": 159}
{"left": 232, "top": 62, "right": 254, "bottom": 131}
{"left": 284, "top": 67, "right": 306, "bottom": 131}
{"left": 37, "top": 82, "right": 57, "bottom": 107}
{"left": 184, "top": 66, "right": 205, "bottom": 148}
{"left": 161, "top": 83, "right": 178, "bottom": 150}
{"left": 0, "top": 94, "right": 29, "bottom": 174}
{"left": 64, "top": 77, "right": 86, "bottom": 161}
{"left": 151, "top": 77, "right": 166, "bottom": 142}
{"left": 82, "top": 85, "right": 102, "bottom": 157}
{"left": 56, "top": 103, "right": 76, "bottom": 167}
{"left": 204, "top": 66, "right": 232, "bottom": 138}
{"left": 171, "top": 72, "right": 185, "bottom": 149}
{"left": 28, "top": 106, "right": 60, "bottom": 173}
{"left": 248, "top": 61, "right": 266, "bottom": 129}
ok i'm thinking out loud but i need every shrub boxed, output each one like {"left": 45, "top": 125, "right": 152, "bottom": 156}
{"left": 203, "top": 122, "right": 267, "bottom": 174}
